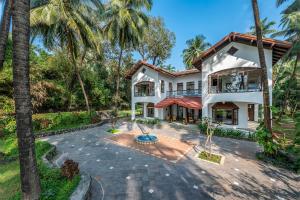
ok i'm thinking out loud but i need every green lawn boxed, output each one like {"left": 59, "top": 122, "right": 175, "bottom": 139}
{"left": 0, "top": 141, "right": 80, "bottom": 200}
{"left": 273, "top": 115, "right": 296, "bottom": 143}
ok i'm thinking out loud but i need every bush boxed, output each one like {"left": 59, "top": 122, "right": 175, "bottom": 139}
{"left": 256, "top": 126, "right": 279, "bottom": 156}
{"left": 198, "top": 122, "right": 256, "bottom": 141}
{"left": 135, "top": 118, "right": 160, "bottom": 125}
{"left": 61, "top": 159, "right": 80, "bottom": 180}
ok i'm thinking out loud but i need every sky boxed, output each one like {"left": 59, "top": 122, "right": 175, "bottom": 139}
{"left": 0, "top": 0, "right": 291, "bottom": 71}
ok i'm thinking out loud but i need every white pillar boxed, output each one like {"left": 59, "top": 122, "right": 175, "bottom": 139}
{"left": 143, "top": 103, "right": 147, "bottom": 118}
{"left": 254, "top": 104, "right": 259, "bottom": 122}
{"left": 131, "top": 101, "right": 135, "bottom": 120}
{"left": 154, "top": 108, "right": 159, "bottom": 118}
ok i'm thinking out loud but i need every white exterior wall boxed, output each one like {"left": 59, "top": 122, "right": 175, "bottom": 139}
{"left": 131, "top": 41, "right": 273, "bottom": 129}
{"left": 131, "top": 65, "right": 201, "bottom": 120}
{"left": 202, "top": 42, "right": 273, "bottom": 128}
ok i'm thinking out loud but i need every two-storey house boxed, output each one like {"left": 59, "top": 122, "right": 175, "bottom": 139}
{"left": 126, "top": 32, "right": 291, "bottom": 129}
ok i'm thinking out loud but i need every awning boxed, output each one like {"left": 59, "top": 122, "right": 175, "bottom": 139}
{"left": 212, "top": 102, "right": 239, "bottom": 110}
{"left": 155, "top": 97, "right": 202, "bottom": 110}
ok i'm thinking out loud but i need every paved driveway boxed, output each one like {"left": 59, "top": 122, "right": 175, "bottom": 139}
{"left": 41, "top": 121, "right": 300, "bottom": 200}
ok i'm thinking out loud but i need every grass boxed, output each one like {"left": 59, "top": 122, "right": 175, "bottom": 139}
{"left": 273, "top": 115, "right": 296, "bottom": 144}
{"left": 198, "top": 151, "right": 222, "bottom": 164}
{"left": 0, "top": 140, "right": 80, "bottom": 200}
{"left": 107, "top": 128, "right": 120, "bottom": 134}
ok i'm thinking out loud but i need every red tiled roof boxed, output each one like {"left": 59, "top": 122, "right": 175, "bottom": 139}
{"left": 155, "top": 97, "right": 202, "bottom": 110}
{"left": 125, "top": 61, "right": 200, "bottom": 79}
{"left": 192, "top": 32, "right": 292, "bottom": 69}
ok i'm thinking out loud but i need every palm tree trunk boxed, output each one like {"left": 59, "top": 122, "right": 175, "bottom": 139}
{"left": 251, "top": 0, "right": 272, "bottom": 132}
{"left": 12, "top": 0, "right": 41, "bottom": 199}
{"left": 115, "top": 47, "right": 123, "bottom": 107}
{"left": 71, "top": 52, "right": 90, "bottom": 113}
{"left": 0, "top": 0, "right": 12, "bottom": 69}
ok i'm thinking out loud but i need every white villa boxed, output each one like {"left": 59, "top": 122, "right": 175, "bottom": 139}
{"left": 126, "top": 32, "right": 291, "bottom": 129}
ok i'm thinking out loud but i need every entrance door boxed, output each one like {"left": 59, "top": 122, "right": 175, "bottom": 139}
{"left": 147, "top": 103, "right": 154, "bottom": 117}
{"left": 177, "top": 106, "right": 183, "bottom": 120}
{"left": 248, "top": 104, "right": 254, "bottom": 121}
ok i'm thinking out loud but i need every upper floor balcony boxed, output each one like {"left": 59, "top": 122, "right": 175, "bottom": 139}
{"left": 134, "top": 81, "right": 155, "bottom": 97}
{"left": 208, "top": 67, "right": 262, "bottom": 94}
{"left": 167, "top": 89, "right": 201, "bottom": 98}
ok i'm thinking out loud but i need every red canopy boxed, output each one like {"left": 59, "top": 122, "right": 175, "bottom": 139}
{"left": 155, "top": 97, "right": 202, "bottom": 109}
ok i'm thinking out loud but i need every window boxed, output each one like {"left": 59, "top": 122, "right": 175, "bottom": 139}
{"left": 177, "top": 83, "right": 183, "bottom": 91}
{"left": 169, "top": 82, "right": 173, "bottom": 91}
{"left": 198, "top": 81, "right": 202, "bottom": 94}
{"left": 227, "top": 46, "right": 239, "bottom": 55}
{"left": 147, "top": 103, "right": 154, "bottom": 117}
{"left": 161, "top": 80, "right": 165, "bottom": 93}
{"left": 134, "top": 81, "right": 155, "bottom": 97}
{"left": 212, "top": 78, "right": 218, "bottom": 86}
{"left": 142, "top": 68, "right": 146, "bottom": 73}
{"left": 186, "top": 82, "right": 194, "bottom": 91}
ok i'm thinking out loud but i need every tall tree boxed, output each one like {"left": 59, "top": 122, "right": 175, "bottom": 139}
{"left": 251, "top": 0, "right": 272, "bottom": 132}
{"left": 249, "top": 17, "right": 277, "bottom": 38}
{"left": 12, "top": 0, "right": 41, "bottom": 198}
{"left": 0, "top": 0, "right": 12, "bottom": 69}
{"left": 30, "top": 0, "right": 102, "bottom": 113}
{"left": 182, "top": 35, "right": 210, "bottom": 69}
{"left": 274, "top": 0, "right": 300, "bottom": 117}
{"left": 137, "top": 17, "right": 175, "bottom": 66}
{"left": 103, "top": 0, "right": 152, "bottom": 106}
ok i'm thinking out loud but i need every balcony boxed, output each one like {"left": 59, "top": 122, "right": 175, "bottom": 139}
{"left": 208, "top": 67, "right": 262, "bottom": 94}
{"left": 167, "top": 89, "right": 201, "bottom": 98}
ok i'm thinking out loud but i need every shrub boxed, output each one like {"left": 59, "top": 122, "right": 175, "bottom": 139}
{"left": 135, "top": 118, "right": 160, "bottom": 125}
{"left": 61, "top": 159, "right": 80, "bottom": 180}
{"left": 256, "top": 126, "right": 279, "bottom": 156}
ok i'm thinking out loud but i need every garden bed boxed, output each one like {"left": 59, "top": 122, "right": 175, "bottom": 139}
{"left": 198, "top": 151, "right": 224, "bottom": 165}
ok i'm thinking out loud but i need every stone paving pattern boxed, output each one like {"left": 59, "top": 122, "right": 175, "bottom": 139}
{"left": 41, "top": 121, "right": 300, "bottom": 200}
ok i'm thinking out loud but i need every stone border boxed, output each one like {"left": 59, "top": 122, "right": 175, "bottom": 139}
{"left": 42, "top": 145, "right": 92, "bottom": 200}
{"left": 35, "top": 119, "right": 110, "bottom": 139}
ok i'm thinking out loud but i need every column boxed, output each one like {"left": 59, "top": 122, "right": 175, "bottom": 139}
{"left": 143, "top": 103, "right": 147, "bottom": 118}
{"left": 131, "top": 101, "right": 135, "bottom": 120}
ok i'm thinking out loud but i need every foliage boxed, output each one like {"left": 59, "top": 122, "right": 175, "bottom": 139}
{"left": 182, "top": 35, "right": 210, "bottom": 69}
{"left": 255, "top": 125, "right": 279, "bottom": 156}
{"left": 61, "top": 160, "right": 80, "bottom": 180}
{"left": 198, "top": 122, "right": 256, "bottom": 141}
{"left": 135, "top": 118, "right": 160, "bottom": 125}
{"left": 107, "top": 128, "right": 120, "bottom": 134}
{"left": 248, "top": 17, "right": 277, "bottom": 38}
{"left": 198, "top": 151, "right": 222, "bottom": 164}
{"left": 137, "top": 17, "right": 176, "bottom": 66}
{"left": 0, "top": 141, "right": 80, "bottom": 200}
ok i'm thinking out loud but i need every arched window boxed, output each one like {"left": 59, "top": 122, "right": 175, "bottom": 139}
{"left": 134, "top": 81, "right": 155, "bottom": 97}
{"left": 212, "top": 102, "right": 239, "bottom": 125}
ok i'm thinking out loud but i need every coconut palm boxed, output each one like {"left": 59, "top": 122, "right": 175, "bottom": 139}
{"left": 182, "top": 35, "right": 210, "bottom": 69}
{"left": 274, "top": 0, "right": 300, "bottom": 117}
{"left": 12, "top": 0, "right": 41, "bottom": 198}
{"left": 103, "top": 0, "right": 152, "bottom": 106}
{"left": 30, "top": 0, "right": 102, "bottom": 113}
{"left": 251, "top": 0, "right": 272, "bottom": 132}
{"left": 249, "top": 17, "right": 277, "bottom": 38}
{"left": 0, "top": 0, "right": 12, "bottom": 69}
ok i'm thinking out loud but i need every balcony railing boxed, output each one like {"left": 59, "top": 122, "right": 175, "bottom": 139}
{"left": 209, "top": 86, "right": 262, "bottom": 94}
{"left": 167, "top": 89, "right": 201, "bottom": 98}
{"left": 134, "top": 91, "right": 155, "bottom": 97}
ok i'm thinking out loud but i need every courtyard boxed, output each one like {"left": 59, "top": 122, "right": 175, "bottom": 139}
{"left": 41, "top": 121, "right": 299, "bottom": 200}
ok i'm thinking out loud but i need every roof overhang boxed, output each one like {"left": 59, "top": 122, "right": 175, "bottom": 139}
{"left": 192, "top": 32, "right": 292, "bottom": 69}
{"left": 155, "top": 97, "right": 202, "bottom": 110}
{"left": 125, "top": 61, "right": 200, "bottom": 79}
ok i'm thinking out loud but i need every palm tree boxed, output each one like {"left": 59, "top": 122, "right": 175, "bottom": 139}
{"left": 0, "top": 0, "right": 12, "bottom": 69}
{"left": 249, "top": 17, "right": 277, "bottom": 38}
{"left": 12, "top": 0, "right": 41, "bottom": 198}
{"left": 275, "top": 0, "right": 300, "bottom": 117}
{"left": 251, "top": 0, "right": 272, "bottom": 132}
{"left": 182, "top": 35, "right": 210, "bottom": 69}
{"left": 30, "top": 0, "right": 102, "bottom": 113}
{"left": 103, "top": 0, "right": 152, "bottom": 106}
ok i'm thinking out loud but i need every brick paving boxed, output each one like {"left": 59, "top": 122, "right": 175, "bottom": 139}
{"left": 41, "top": 120, "right": 300, "bottom": 200}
